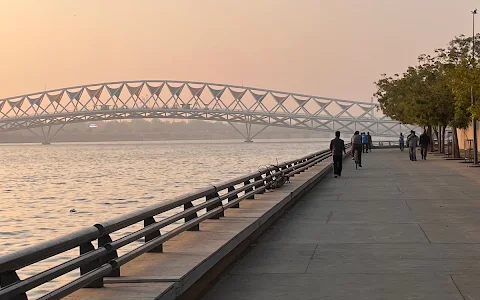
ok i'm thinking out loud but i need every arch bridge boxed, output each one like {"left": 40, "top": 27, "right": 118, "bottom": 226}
{"left": 0, "top": 80, "right": 417, "bottom": 143}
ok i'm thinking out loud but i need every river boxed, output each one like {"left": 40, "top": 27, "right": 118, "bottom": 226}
{"left": 0, "top": 138, "right": 333, "bottom": 298}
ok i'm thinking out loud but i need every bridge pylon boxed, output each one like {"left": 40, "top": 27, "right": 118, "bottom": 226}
{"left": 228, "top": 116, "right": 269, "bottom": 143}
{"left": 27, "top": 124, "right": 66, "bottom": 145}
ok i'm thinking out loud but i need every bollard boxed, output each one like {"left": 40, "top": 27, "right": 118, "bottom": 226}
{"left": 144, "top": 217, "right": 163, "bottom": 253}
{"left": 184, "top": 201, "right": 200, "bottom": 231}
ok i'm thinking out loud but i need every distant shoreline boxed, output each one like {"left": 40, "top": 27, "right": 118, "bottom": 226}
{"left": 0, "top": 137, "right": 335, "bottom": 145}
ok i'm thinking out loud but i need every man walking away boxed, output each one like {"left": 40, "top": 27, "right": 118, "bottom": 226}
{"left": 330, "top": 131, "right": 346, "bottom": 178}
{"left": 399, "top": 133, "right": 405, "bottom": 151}
{"left": 361, "top": 132, "right": 368, "bottom": 153}
{"left": 419, "top": 131, "right": 431, "bottom": 160}
{"left": 407, "top": 131, "right": 419, "bottom": 161}
{"left": 367, "top": 132, "right": 373, "bottom": 152}
{"left": 406, "top": 130, "right": 413, "bottom": 158}
{"left": 352, "top": 131, "right": 363, "bottom": 167}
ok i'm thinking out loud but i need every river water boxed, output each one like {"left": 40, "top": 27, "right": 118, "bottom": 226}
{"left": 0, "top": 139, "right": 330, "bottom": 298}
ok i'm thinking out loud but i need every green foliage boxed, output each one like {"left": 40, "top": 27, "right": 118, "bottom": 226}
{"left": 374, "top": 34, "right": 480, "bottom": 130}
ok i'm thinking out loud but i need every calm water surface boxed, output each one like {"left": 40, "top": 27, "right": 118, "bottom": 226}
{"left": 0, "top": 139, "right": 330, "bottom": 298}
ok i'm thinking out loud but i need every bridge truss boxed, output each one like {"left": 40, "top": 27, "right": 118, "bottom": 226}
{"left": 0, "top": 80, "right": 418, "bottom": 143}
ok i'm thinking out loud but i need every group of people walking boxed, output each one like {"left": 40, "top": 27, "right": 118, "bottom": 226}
{"left": 329, "top": 129, "right": 432, "bottom": 178}
{"left": 399, "top": 130, "right": 431, "bottom": 161}
{"left": 329, "top": 131, "right": 373, "bottom": 178}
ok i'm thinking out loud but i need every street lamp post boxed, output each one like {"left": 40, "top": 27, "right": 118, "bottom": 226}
{"left": 472, "top": 9, "right": 478, "bottom": 165}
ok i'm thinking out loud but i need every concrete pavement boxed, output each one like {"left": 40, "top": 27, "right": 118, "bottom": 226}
{"left": 202, "top": 149, "right": 480, "bottom": 300}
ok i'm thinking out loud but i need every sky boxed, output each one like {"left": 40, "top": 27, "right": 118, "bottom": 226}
{"left": 0, "top": 0, "right": 478, "bottom": 101}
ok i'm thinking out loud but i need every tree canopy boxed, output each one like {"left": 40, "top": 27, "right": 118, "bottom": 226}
{"left": 374, "top": 34, "right": 480, "bottom": 130}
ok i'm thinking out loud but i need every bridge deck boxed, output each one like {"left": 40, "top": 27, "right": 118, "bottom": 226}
{"left": 202, "top": 149, "right": 480, "bottom": 300}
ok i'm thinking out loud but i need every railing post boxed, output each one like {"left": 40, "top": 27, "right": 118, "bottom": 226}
{"left": 228, "top": 186, "right": 239, "bottom": 208}
{"left": 299, "top": 160, "right": 306, "bottom": 172}
{"left": 207, "top": 190, "right": 224, "bottom": 219}
{"left": 98, "top": 234, "right": 120, "bottom": 277}
{"left": 0, "top": 271, "right": 27, "bottom": 300}
{"left": 144, "top": 216, "right": 163, "bottom": 253}
{"left": 265, "top": 170, "right": 273, "bottom": 188}
{"left": 254, "top": 174, "right": 264, "bottom": 194}
{"left": 184, "top": 201, "right": 200, "bottom": 231}
{"left": 289, "top": 164, "right": 296, "bottom": 177}
{"left": 80, "top": 241, "right": 103, "bottom": 288}
{"left": 244, "top": 179, "right": 254, "bottom": 199}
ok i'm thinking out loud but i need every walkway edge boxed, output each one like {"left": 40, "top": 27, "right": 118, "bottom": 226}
{"left": 177, "top": 153, "right": 351, "bottom": 300}
{"left": 179, "top": 160, "right": 338, "bottom": 300}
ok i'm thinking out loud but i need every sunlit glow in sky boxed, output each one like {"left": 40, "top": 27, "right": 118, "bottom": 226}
{"left": 0, "top": 0, "right": 477, "bottom": 100}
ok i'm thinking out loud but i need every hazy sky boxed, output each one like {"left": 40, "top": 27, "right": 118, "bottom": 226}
{"left": 0, "top": 0, "right": 478, "bottom": 101}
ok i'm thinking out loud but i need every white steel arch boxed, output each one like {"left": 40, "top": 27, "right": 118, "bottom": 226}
{"left": 0, "top": 80, "right": 418, "bottom": 142}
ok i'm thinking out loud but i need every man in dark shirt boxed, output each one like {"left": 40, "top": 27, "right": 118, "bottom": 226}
{"left": 419, "top": 131, "right": 431, "bottom": 160}
{"left": 330, "top": 131, "right": 346, "bottom": 178}
{"left": 367, "top": 132, "right": 373, "bottom": 152}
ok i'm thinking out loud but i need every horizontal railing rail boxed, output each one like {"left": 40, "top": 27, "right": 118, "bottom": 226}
{"left": 0, "top": 146, "right": 347, "bottom": 300}
{"left": 372, "top": 140, "right": 400, "bottom": 147}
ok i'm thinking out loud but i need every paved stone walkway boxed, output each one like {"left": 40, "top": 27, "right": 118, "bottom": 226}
{"left": 203, "top": 149, "right": 480, "bottom": 300}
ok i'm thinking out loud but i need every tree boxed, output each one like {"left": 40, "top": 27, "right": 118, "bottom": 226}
{"left": 374, "top": 57, "right": 455, "bottom": 152}
{"left": 374, "top": 34, "right": 480, "bottom": 158}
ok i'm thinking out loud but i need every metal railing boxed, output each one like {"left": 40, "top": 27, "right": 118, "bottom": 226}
{"left": 0, "top": 148, "right": 339, "bottom": 300}
{"left": 372, "top": 140, "right": 400, "bottom": 148}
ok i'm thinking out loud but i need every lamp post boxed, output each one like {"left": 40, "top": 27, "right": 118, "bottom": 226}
{"left": 472, "top": 9, "right": 478, "bottom": 165}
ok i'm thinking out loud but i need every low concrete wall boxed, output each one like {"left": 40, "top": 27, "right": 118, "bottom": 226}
{"left": 66, "top": 152, "right": 349, "bottom": 300}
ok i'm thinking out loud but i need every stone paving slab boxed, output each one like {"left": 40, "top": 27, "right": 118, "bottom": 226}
{"left": 420, "top": 222, "right": 480, "bottom": 243}
{"left": 261, "top": 221, "right": 428, "bottom": 244}
{"left": 65, "top": 282, "right": 176, "bottom": 300}
{"left": 450, "top": 275, "right": 480, "bottom": 300}
{"left": 203, "top": 274, "right": 463, "bottom": 300}
{"left": 230, "top": 243, "right": 317, "bottom": 274}
{"left": 321, "top": 200, "right": 415, "bottom": 224}
{"left": 203, "top": 149, "right": 480, "bottom": 300}
{"left": 307, "top": 243, "right": 480, "bottom": 274}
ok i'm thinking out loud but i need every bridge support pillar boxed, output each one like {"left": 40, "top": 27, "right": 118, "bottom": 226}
{"left": 28, "top": 124, "right": 66, "bottom": 145}
{"left": 228, "top": 119, "right": 268, "bottom": 143}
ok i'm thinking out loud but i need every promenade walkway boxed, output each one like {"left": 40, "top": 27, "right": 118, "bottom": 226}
{"left": 202, "top": 149, "right": 480, "bottom": 300}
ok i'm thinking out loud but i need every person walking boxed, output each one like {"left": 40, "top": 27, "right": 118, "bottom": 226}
{"left": 361, "top": 132, "right": 368, "bottom": 153}
{"left": 399, "top": 133, "right": 405, "bottom": 151}
{"left": 351, "top": 131, "right": 363, "bottom": 167}
{"left": 407, "top": 131, "right": 419, "bottom": 161}
{"left": 419, "top": 131, "right": 431, "bottom": 160}
{"left": 330, "top": 131, "right": 346, "bottom": 178}
{"left": 406, "top": 130, "right": 413, "bottom": 157}
{"left": 367, "top": 132, "right": 373, "bottom": 152}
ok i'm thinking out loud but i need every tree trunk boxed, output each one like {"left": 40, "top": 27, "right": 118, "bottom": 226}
{"left": 452, "top": 127, "right": 461, "bottom": 158}
{"left": 428, "top": 125, "right": 433, "bottom": 152}
{"left": 441, "top": 126, "right": 446, "bottom": 153}
{"left": 438, "top": 126, "right": 443, "bottom": 153}
{"left": 433, "top": 126, "right": 439, "bottom": 152}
